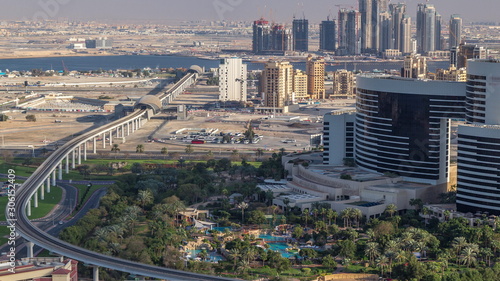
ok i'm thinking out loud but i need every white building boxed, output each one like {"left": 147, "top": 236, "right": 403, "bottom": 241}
{"left": 218, "top": 57, "right": 247, "bottom": 102}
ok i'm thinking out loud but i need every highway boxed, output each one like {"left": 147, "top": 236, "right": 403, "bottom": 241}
{"left": 11, "top": 108, "right": 239, "bottom": 281}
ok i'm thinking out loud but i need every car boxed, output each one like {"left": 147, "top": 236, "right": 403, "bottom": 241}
{"left": 59, "top": 221, "right": 64, "bottom": 225}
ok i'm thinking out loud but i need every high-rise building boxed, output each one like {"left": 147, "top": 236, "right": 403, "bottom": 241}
{"left": 218, "top": 58, "right": 247, "bottom": 102}
{"left": 400, "top": 15, "right": 412, "bottom": 54}
{"left": 450, "top": 43, "right": 487, "bottom": 68}
{"left": 390, "top": 3, "right": 405, "bottom": 51}
{"left": 338, "top": 9, "right": 361, "bottom": 55}
{"left": 416, "top": 4, "right": 441, "bottom": 54}
{"left": 449, "top": 14, "right": 462, "bottom": 49}
{"left": 292, "top": 18, "right": 308, "bottom": 52}
{"left": 271, "top": 24, "right": 293, "bottom": 52}
{"left": 331, "top": 69, "right": 355, "bottom": 99}
{"left": 306, "top": 55, "right": 326, "bottom": 100}
{"left": 293, "top": 69, "right": 308, "bottom": 100}
{"left": 319, "top": 18, "right": 336, "bottom": 52}
{"left": 261, "top": 61, "right": 294, "bottom": 108}
{"left": 355, "top": 74, "right": 466, "bottom": 185}
{"left": 402, "top": 55, "right": 427, "bottom": 79}
{"left": 252, "top": 18, "right": 271, "bottom": 54}
{"left": 360, "top": 0, "right": 386, "bottom": 53}
{"left": 457, "top": 60, "right": 500, "bottom": 215}
{"left": 378, "top": 11, "right": 392, "bottom": 51}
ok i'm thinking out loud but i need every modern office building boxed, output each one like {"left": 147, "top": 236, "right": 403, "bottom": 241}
{"left": 416, "top": 4, "right": 441, "bottom": 54}
{"left": 457, "top": 59, "right": 500, "bottom": 215}
{"left": 306, "top": 55, "right": 326, "bottom": 100}
{"left": 319, "top": 18, "right": 336, "bottom": 52}
{"left": 218, "top": 58, "right": 247, "bottom": 102}
{"left": 261, "top": 61, "right": 294, "bottom": 108}
{"left": 338, "top": 9, "right": 361, "bottom": 55}
{"left": 293, "top": 69, "right": 308, "bottom": 100}
{"left": 323, "top": 110, "right": 356, "bottom": 165}
{"left": 402, "top": 55, "right": 428, "bottom": 79}
{"left": 400, "top": 15, "right": 412, "bottom": 54}
{"left": 355, "top": 74, "right": 466, "bottom": 185}
{"left": 292, "top": 18, "right": 309, "bottom": 52}
{"left": 331, "top": 69, "right": 355, "bottom": 99}
{"left": 378, "top": 11, "right": 392, "bottom": 51}
{"left": 449, "top": 14, "right": 462, "bottom": 49}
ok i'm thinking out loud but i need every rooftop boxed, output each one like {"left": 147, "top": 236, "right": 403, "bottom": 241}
{"left": 308, "top": 165, "right": 390, "bottom": 182}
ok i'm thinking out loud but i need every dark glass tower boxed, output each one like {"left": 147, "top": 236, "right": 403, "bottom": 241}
{"left": 319, "top": 19, "right": 336, "bottom": 52}
{"left": 293, "top": 18, "right": 309, "bottom": 52}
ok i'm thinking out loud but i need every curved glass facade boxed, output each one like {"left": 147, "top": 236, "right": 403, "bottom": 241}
{"left": 355, "top": 75, "right": 465, "bottom": 184}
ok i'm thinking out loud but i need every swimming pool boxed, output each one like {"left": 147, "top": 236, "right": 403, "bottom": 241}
{"left": 185, "top": 249, "right": 225, "bottom": 262}
{"left": 259, "top": 234, "right": 288, "bottom": 242}
{"left": 267, "top": 243, "right": 298, "bottom": 259}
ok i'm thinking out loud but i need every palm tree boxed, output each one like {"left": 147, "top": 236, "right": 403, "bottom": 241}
{"left": 255, "top": 148, "right": 264, "bottom": 161}
{"left": 326, "top": 209, "right": 337, "bottom": 226}
{"left": 452, "top": 237, "right": 467, "bottom": 263}
{"left": 237, "top": 202, "right": 249, "bottom": 223}
{"left": 303, "top": 208, "right": 311, "bottom": 226}
{"left": 161, "top": 147, "right": 168, "bottom": 159}
{"left": 460, "top": 244, "right": 478, "bottom": 268}
{"left": 111, "top": 143, "right": 120, "bottom": 153}
{"left": 365, "top": 242, "right": 380, "bottom": 265}
{"left": 137, "top": 189, "right": 153, "bottom": 208}
{"left": 376, "top": 255, "right": 389, "bottom": 277}
{"left": 136, "top": 144, "right": 144, "bottom": 153}
{"left": 352, "top": 208, "right": 363, "bottom": 228}
{"left": 385, "top": 204, "right": 397, "bottom": 217}
{"left": 229, "top": 248, "right": 241, "bottom": 270}
{"left": 341, "top": 208, "right": 353, "bottom": 228}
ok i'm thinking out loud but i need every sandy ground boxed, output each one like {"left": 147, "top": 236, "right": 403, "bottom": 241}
{"left": 1, "top": 78, "right": 355, "bottom": 156}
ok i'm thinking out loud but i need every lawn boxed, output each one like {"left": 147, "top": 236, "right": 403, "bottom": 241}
{"left": 73, "top": 184, "right": 103, "bottom": 207}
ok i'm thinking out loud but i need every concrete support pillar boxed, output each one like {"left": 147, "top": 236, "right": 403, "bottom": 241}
{"left": 58, "top": 162, "right": 63, "bottom": 180}
{"left": 72, "top": 150, "right": 76, "bottom": 169}
{"left": 122, "top": 124, "right": 125, "bottom": 138}
{"left": 34, "top": 189, "right": 38, "bottom": 208}
{"left": 40, "top": 183, "right": 44, "bottom": 200}
{"left": 78, "top": 145, "right": 82, "bottom": 165}
{"left": 102, "top": 133, "right": 106, "bottom": 149}
{"left": 46, "top": 178, "right": 50, "bottom": 193}
{"left": 52, "top": 170, "right": 56, "bottom": 186}
{"left": 93, "top": 137, "right": 97, "bottom": 154}
{"left": 27, "top": 199, "right": 32, "bottom": 217}
{"left": 65, "top": 155, "right": 69, "bottom": 173}
{"left": 109, "top": 131, "right": 113, "bottom": 146}
{"left": 93, "top": 266, "right": 99, "bottom": 281}
{"left": 84, "top": 143, "right": 87, "bottom": 161}
{"left": 26, "top": 242, "right": 34, "bottom": 258}
{"left": 127, "top": 122, "right": 130, "bottom": 135}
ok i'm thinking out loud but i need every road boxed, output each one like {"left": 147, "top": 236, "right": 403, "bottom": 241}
{"left": 10, "top": 108, "right": 239, "bottom": 281}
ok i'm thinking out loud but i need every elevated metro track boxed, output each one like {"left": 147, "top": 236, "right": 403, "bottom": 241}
{"left": 9, "top": 71, "right": 239, "bottom": 280}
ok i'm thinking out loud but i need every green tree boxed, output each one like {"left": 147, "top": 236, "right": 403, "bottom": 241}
{"left": 161, "top": 147, "right": 168, "bottom": 159}
{"left": 322, "top": 255, "right": 336, "bottom": 271}
{"left": 255, "top": 148, "right": 264, "bottom": 161}
{"left": 25, "top": 114, "right": 36, "bottom": 122}
{"left": 237, "top": 202, "right": 248, "bottom": 223}
{"left": 385, "top": 204, "right": 398, "bottom": 217}
{"left": 185, "top": 144, "right": 194, "bottom": 157}
{"left": 338, "top": 239, "right": 356, "bottom": 259}
{"left": 136, "top": 144, "right": 144, "bottom": 153}
{"left": 248, "top": 210, "right": 266, "bottom": 225}
{"left": 243, "top": 123, "right": 255, "bottom": 142}
{"left": 0, "top": 114, "right": 8, "bottom": 121}
{"left": 365, "top": 242, "right": 380, "bottom": 265}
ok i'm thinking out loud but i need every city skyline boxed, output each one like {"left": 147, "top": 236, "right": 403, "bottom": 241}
{"left": 0, "top": 0, "right": 498, "bottom": 23}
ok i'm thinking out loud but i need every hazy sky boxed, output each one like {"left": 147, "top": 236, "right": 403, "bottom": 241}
{"left": 2, "top": 0, "right": 498, "bottom": 23}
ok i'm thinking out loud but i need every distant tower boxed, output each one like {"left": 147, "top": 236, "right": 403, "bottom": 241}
{"left": 218, "top": 58, "right": 247, "bottom": 102}
{"left": 306, "top": 55, "right": 326, "bottom": 100}
{"left": 319, "top": 18, "right": 336, "bottom": 52}
{"left": 252, "top": 18, "right": 271, "bottom": 54}
{"left": 271, "top": 24, "right": 293, "bottom": 52}
{"left": 449, "top": 14, "right": 462, "bottom": 49}
{"left": 293, "top": 18, "right": 309, "bottom": 52}
{"left": 400, "top": 15, "right": 412, "bottom": 54}
{"left": 338, "top": 9, "right": 361, "bottom": 55}
{"left": 416, "top": 4, "right": 441, "bottom": 54}
{"left": 390, "top": 3, "right": 406, "bottom": 51}
{"left": 359, "top": 0, "right": 383, "bottom": 53}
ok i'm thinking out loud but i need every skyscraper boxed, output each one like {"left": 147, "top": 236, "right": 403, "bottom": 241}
{"left": 359, "top": 0, "right": 385, "bottom": 53}
{"left": 292, "top": 18, "right": 308, "bottom": 52}
{"left": 306, "top": 55, "right": 326, "bottom": 100}
{"left": 319, "top": 18, "right": 336, "bottom": 52}
{"left": 261, "top": 61, "right": 294, "bottom": 108}
{"left": 331, "top": 69, "right": 355, "bottom": 99}
{"left": 449, "top": 14, "right": 462, "bottom": 49}
{"left": 456, "top": 60, "right": 500, "bottom": 215}
{"left": 400, "top": 15, "right": 412, "bottom": 54}
{"left": 416, "top": 4, "right": 441, "bottom": 54}
{"left": 218, "top": 58, "right": 247, "bottom": 102}
{"left": 338, "top": 9, "right": 361, "bottom": 55}
{"left": 390, "top": 3, "right": 406, "bottom": 51}
{"left": 252, "top": 18, "right": 271, "bottom": 54}
{"left": 355, "top": 75, "right": 466, "bottom": 185}
{"left": 271, "top": 24, "right": 293, "bottom": 52}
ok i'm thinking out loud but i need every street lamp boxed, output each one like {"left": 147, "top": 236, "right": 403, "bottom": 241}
{"left": 27, "top": 145, "right": 35, "bottom": 157}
